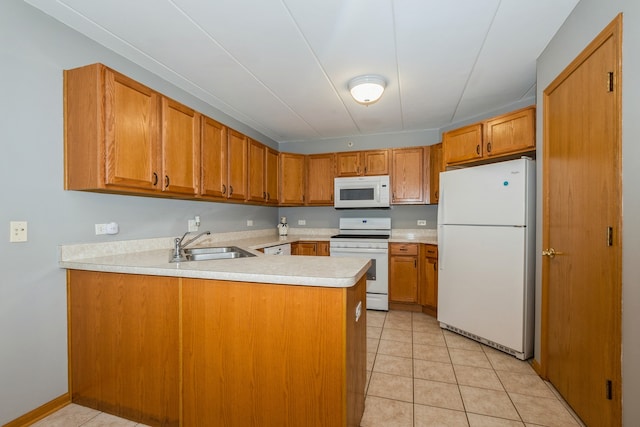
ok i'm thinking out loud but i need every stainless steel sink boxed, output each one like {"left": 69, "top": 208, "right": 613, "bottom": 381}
{"left": 182, "top": 246, "right": 256, "bottom": 261}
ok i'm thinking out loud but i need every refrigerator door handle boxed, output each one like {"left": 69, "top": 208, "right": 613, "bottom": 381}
{"left": 438, "top": 225, "right": 445, "bottom": 271}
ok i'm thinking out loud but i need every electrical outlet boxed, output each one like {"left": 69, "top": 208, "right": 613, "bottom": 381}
{"left": 9, "top": 221, "right": 27, "bottom": 242}
{"left": 417, "top": 220, "right": 427, "bottom": 226}
{"left": 298, "top": 219, "right": 306, "bottom": 226}
{"left": 95, "top": 223, "right": 107, "bottom": 235}
{"left": 247, "top": 220, "right": 254, "bottom": 227}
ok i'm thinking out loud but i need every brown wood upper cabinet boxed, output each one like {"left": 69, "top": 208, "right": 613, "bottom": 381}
{"left": 443, "top": 106, "right": 535, "bottom": 167}
{"left": 306, "top": 153, "right": 335, "bottom": 205}
{"left": 247, "top": 139, "right": 279, "bottom": 205}
{"left": 391, "top": 147, "right": 425, "bottom": 204}
{"left": 200, "top": 119, "right": 248, "bottom": 201}
{"left": 279, "top": 152, "right": 305, "bottom": 205}
{"left": 426, "top": 143, "right": 443, "bottom": 204}
{"left": 336, "top": 150, "right": 389, "bottom": 177}
{"left": 64, "top": 63, "right": 199, "bottom": 196}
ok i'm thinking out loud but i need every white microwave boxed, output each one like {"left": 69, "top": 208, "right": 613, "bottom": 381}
{"left": 334, "top": 175, "right": 390, "bottom": 208}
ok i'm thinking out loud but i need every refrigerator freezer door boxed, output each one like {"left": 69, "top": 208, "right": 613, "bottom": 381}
{"left": 438, "top": 159, "right": 531, "bottom": 227}
{"left": 437, "top": 225, "right": 528, "bottom": 353}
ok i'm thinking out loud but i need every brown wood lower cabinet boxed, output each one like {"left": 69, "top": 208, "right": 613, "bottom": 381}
{"left": 68, "top": 270, "right": 365, "bottom": 427}
{"left": 291, "top": 240, "right": 330, "bottom": 256}
{"left": 68, "top": 270, "right": 180, "bottom": 427}
{"left": 389, "top": 243, "right": 438, "bottom": 314}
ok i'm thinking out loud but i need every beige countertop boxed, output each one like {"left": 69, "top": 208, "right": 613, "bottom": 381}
{"left": 58, "top": 228, "right": 437, "bottom": 287}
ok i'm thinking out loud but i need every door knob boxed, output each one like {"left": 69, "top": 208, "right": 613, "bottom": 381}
{"left": 542, "top": 248, "right": 564, "bottom": 259}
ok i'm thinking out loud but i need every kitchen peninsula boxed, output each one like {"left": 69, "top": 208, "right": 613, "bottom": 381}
{"left": 59, "top": 233, "right": 369, "bottom": 427}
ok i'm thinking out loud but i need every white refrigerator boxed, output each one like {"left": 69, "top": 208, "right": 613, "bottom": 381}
{"left": 437, "top": 158, "right": 535, "bottom": 360}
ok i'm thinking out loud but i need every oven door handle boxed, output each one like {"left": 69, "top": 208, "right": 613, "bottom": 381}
{"left": 330, "top": 247, "right": 388, "bottom": 254}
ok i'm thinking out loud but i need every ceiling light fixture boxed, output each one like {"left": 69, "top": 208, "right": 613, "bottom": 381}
{"left": 348, "top": 75, "right": 386, "bottom": 105}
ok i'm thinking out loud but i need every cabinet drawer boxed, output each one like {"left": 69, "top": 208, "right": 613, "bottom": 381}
{"left": 390, "top": 243, "right": 419, "bottom": 256}
{"left": 424, "top": 244, "right": 438, "bottom": 257}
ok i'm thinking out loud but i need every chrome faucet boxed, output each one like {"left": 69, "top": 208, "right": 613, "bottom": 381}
{"left": 170, "top": 231, "right": 211, "bottom": 262}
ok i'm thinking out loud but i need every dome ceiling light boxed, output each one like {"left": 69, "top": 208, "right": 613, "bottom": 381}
{"left": 348, "top": 75, "right": 386, "bottom": 105}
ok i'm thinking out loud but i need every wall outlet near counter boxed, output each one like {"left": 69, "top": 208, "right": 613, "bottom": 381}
{"left": 247, "top": 220, "right": 254, "bottom": 227}
{"left": 9, "top": 221, "right": 27, "bottom": 242}
{"left": 417, "top": 220, "right": 427, "bottom": 226}
{"left": 298, "top": 219, "right": 306, "bottom": 226}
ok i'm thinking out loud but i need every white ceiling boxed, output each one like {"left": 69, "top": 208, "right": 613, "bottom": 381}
{"left": 25, "top": 0, "right": 578, "bottom": 144}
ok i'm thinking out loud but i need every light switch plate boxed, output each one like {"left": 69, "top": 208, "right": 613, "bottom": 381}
{"left": 10, "top": 221, "right": 27, "bottom": 242}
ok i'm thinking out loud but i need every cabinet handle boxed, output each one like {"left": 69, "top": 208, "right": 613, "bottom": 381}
{"left": 263, "top": 191, "right": 267, "bottom": 200}
{"left": 414, "top": 259, "right": 417, "bottom": 268}
{"left": 435, "top": 190, "right": 439, "bottom": 199}
{"left": 164, "top": 175, "right": 170, "bottom": 188}
{"left": 229, "top": 185, "right": 233, "bottom": 196}
{"left": 400, "top": 247, "right": 408, "bottom": 251}
{"left": 487, "top": 142, "right": 492, "bottom": 153}
{"left": 267, "top": 192, "right": 270, "bottom": 201}
{"left": 222, "top": 184, "right": 227, "bottom": 195}
{"left": 476, "top": 144, "right": 480, "bottom": 155}
{"left": 152, "top": 172, "right": 158, "bottom": 186}
{"left": 364, "top": 167, "right": 367, "bottom": 174}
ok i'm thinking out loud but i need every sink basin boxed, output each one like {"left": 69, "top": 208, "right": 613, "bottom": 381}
{"left": 183, "top": 246, "right": 256, "bottom": 261}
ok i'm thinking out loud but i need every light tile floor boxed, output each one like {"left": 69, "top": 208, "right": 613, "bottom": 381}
{"left": 32, "top": 310, "right": 585, "bottom": 427}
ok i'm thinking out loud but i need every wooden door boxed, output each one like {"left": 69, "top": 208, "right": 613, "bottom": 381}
{"left": 279, "top": 153, "right": 305, "bottom": 205}
{"left": 265, "top": 147, "right": 279, "bottom": 205}
{"left": 161, "top": 98, "right": 199, "bottom": 195}
{"left": 200, "top": 116, "right": 228, "bottom": 199}
{"left": 484, "top": 106, "right": 535, "bottom": 158}
{"left": 542, "top": 16, "right": 622, "bottom": 426}
{"left": 247, "top": 139, "right": 266, "bottom": 203}
{"left": 227, "top": 129, "right": 248, "bottom": 201}
{"left": 336, "top": 152, "right": 361, "bottom": 176}
{"left": 442, "top": 123, "right": 482, "bottom": 166}
{"left": 391, "top": 147, "right": 425, "bottom": 204}
{"left": 363, "top": 150, "right": 389, "bottom": 175}
{"left": 306, "top": 153, "right": 335, "bottom": 205}
{"left": 104, "top": 69, "right": 160, "bottom": 190}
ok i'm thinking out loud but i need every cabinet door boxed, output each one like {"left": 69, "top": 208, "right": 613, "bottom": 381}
{"left": 391, "top": 147, "right": 425, "bottom": 204}
{"left": 317, "top": 241, "right": 330, "bottom": 256}
{"left": 295, "top": 242, "right": 317, "bottom": 256}
{"left": 484, "top": 106, "right": 535, "bottom": 158}
{"left": 227, "top": 129, "right": 248, "bottom": 201}
{"left": 336, "top": 152, "right": 361, "bottom": 177}
{"left": 200, "top": 116, "right": 228, "bottom": 199}
{"left": 426, "top": 143, "right": 443, "bottom": 204}
{"left": 69, "top": 271, "right": 179, "bottom": 426}
{"left": 279, "top": 153, "right": 305, "bottom": 205}
{"left": 442, "top": 123, "right": 483, "bottom": 166}
{"left": 105, "top": 69, "right": 160, "bottom": 190}
{"left": 306, "top": 153, "right": 335, "bottom": 205}
{"left": 363, "top": 150, "right": 389, "bottom": 175}
{"left": 265, "top": 147, "right": 279, "bottom": 205}
{"left": 389, "top": 255, "right": 419, "bottom": 303}
{"left": 419, "top": 245, "right": 438, "bottom": 308}
{"left": 247, "top": 138, "right": 266, "bottom": 203}
{"left": 161, "top": 98, "right": 199, "bottom": 195}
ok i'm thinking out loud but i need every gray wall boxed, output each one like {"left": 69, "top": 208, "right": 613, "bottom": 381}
{"left": 0, "top": 1, "right": 280, "bottom": 423}
{"left": 536, "top": 1, "right": 640, "bottom": 424}
{"left": 280, "top": 205, "right": 438, "bottom": 231}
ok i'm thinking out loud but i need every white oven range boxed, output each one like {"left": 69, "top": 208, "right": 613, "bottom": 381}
{"left": 330, "top": 218, "right": 390, "bottom": 311}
